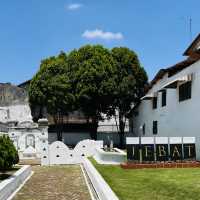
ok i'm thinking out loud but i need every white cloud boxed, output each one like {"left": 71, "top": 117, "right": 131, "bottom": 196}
{"left": 66, "top": 3, "right": 82, "bottom": 11}
{"left": 82, "top": 29, "right": 124, "bottom": 40}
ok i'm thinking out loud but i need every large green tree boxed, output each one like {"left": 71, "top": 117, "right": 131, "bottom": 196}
{"left": 29, "top": 52, "right": 75, "bottom": 141}
{"left": 68, "top": 45, "right": 116, "bottom": 140}
{"left": 111, "top": 47, "right": 148, "bottom": 148}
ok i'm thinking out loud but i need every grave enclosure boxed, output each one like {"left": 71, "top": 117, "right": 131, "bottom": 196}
{"left": 126, "top": 137, "right": 196, "bottom": 162}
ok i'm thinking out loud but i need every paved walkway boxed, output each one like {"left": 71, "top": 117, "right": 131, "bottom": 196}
{"left": 13, "top": 165, "right": 91, "bottom": 200}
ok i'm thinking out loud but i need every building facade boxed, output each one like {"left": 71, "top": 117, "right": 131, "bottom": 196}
{"left": 132, "top": 34, "right": 200, "bottom": 159}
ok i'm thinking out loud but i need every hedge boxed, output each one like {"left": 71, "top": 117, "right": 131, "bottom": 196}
{"left": 0, "top": 135, "right": 19, "bottom": 171}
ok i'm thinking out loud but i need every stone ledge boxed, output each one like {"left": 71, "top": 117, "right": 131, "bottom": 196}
{"left": 0, "top": 165, "right": 32, "bottom": 200}
{"left": 83, "top": 158, "right": 119, "bottom": 200}
{"left": 121, "top": 162, "right": 200, "bottom": 169}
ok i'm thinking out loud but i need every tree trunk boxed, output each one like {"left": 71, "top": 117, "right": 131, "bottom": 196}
{"left": 54, "top": 111, "right": 63, "bottom": 141}
{"left": 90, "top": 117, "right": 98, "bottom": 140}
{"left": 119, "top": 113, "right": 126, "bottom": 149}
{"left": 57, "top": 124, "right": 63, "bottom": 141}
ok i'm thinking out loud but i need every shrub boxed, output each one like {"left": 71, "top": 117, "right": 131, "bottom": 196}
{"left": 0, "top": 135, "right": 19, "bottom": 171}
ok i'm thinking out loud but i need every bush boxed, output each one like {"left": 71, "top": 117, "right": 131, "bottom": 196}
{"left": 0, "top": 135, "right": 19, "bottom": 171}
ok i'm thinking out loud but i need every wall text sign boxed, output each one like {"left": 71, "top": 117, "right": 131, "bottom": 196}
{"left": 126, "top": 137, "right": 196, "bottom": 162}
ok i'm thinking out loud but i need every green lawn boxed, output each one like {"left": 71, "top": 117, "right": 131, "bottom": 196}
{"left": 90, "top": 158, "right": 200, "bottom": 200}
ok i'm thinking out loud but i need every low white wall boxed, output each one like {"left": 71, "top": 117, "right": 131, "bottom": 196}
{"left": 42, "top": 140, "right": 103, "bottom": 165}
{"left": 83, "top": 158, "right": 119, "bottom": 200}
{"left": 0, "top": 165, "right": 31, "bottom": 200}
{"left": 94, "top": 148, "right": 126, "bottom": 165}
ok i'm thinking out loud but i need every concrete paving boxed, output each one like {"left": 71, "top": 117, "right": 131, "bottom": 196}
{"left": 13, "top": 165, "right": 91, "bottom": 200}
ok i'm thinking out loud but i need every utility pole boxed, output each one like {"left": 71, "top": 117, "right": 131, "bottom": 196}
{"left": 189, "top": 17, "right": 192, "bottom": 41}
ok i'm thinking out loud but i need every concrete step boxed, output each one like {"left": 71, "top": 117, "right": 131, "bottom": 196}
{"left": 19, "top": 158, "right": 41, "bottom": 166}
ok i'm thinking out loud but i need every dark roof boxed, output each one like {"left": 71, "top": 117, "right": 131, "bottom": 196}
{"left": 167, "top": 58, "right": 197, "bottom": 77}
{"left": 18, "top": 79, "right": 31, "bottom": 88}
{"left": 183, "top": 33, "right": 200, "bottom": 56}
{"left": 148, "top": 58, "right": 198, "bottom": 91}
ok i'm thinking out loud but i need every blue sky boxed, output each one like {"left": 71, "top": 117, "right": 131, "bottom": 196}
{"left": 0, "top": 0, "right": 199, "bottom": 84}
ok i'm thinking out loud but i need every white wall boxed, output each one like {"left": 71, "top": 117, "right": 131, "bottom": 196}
{"left": 8, "top": 104, "right": 32, "bottom": 122}
{"left": 42, "top": 140, "right": 103, "bottom": 165}
{"left": 0, "top": 108, "right": 8, "bottom": 122}
{"left": 98, "top": 112, "right": 129, "bottom": 133}
{"left": 133, "top": 60, "right": 200, "bottom": 159}
{"left": 0, "top": 104, "right": 32, "bottom": 123}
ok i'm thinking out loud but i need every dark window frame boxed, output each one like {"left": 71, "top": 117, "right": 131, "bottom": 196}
{"left": 179, "top": 81, "right": 192, "bottom": 102}
{"left": 153, "top": 121, "right": 158, "bottom": 135}
{"left": 161, "top": 90, "right": 167, "bottom": 107}
{"left": 142, "top": 123, "right": 145, "bottom": 135}
{"left": 152, "top": 97, "right": 157, "bottom": 109}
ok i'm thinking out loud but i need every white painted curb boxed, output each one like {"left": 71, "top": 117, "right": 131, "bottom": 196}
{"left": 80, "top": 165, "right": 96, "bottom": 200}
{"left": 0, "top": 165, "right": 32, "bottom": 200}
{"left": 83, "top": 158, "right": 119, "bottom": 200}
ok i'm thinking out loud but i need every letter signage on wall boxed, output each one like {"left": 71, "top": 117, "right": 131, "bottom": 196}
{"left": 126, "top": 138, "right": 140, "bottom": 161}
{"left": 141, "top": 137, "right": 154, "bottom": 161}
{"left": 155, "top": 137, "right": 169, "bottom": 161}
{"left": 183, "top": 137, "right": 196, "bottom": 160}
{"left": 126, "top": 137, "right": 196, "bottom": 162}
{"left": 169, "top": 137, "right": 182, "bottom": 161}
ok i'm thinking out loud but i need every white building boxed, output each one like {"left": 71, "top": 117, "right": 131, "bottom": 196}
{"left": 132, "top": 34, "right": 200, "bottom": 159}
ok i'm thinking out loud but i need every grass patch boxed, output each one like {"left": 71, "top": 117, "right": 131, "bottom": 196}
{"left": 90, "top": 158, "right": 200, "bottom": 200}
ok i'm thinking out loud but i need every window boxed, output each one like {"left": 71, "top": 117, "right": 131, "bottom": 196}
{"left": 162, "top": 90, "right": 167, "bottom": 107}
{"left": 153, "top": 121, "right": 158, "bottom": 135}
{"left": 142, "top": 123, "right": 145, "bottom": 135}
{"left": 179, "top": 81, "right": 192, "bottom": 102}
{"left": 152, "top": 97, "right": 157, "bottom": 109}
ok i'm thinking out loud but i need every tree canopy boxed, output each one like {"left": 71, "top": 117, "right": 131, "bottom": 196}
{"left": 29, "top": 45, "right": 148, "bottom": 143}
{"left": 67, "top": 45, "right": 117, "bottom": 139}
{"left": 111, "top": 47, "right": 148, "bottom": 147}
{"left": 29, "top": 52, "right": 75, "bottom": 140}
